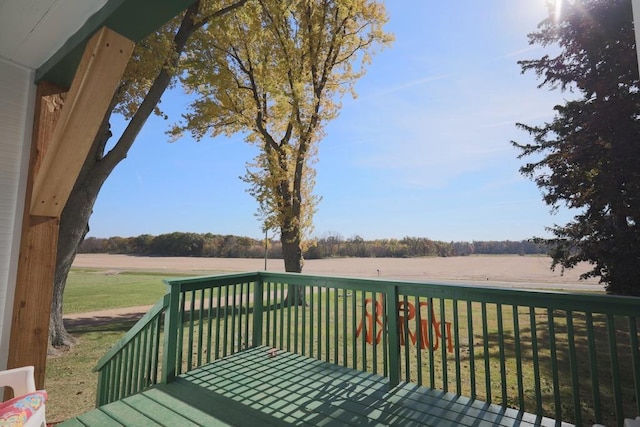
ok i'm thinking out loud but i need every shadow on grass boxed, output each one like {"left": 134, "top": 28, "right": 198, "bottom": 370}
{"left": 65, "top": 316, "right": 141, "bottom": 334}
{"left": 477, "top": 310, "right": 638, "bottom": 427}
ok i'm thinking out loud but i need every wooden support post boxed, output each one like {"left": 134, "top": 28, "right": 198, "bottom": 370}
{"left": 7, "top": 28, "right": 134, "bottom": 389}
{"left": 6, "top": 83, "right": 66, "bottom": 390}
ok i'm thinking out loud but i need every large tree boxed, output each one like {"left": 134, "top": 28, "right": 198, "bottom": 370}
{"left": 513, "top": 0, "right": 640, "bottom": 296}
{"left": 171, "top": 0, "right": 392, "bottom": 274}
{"left": 50, "top": 0, "right": 249, "bottom": 348}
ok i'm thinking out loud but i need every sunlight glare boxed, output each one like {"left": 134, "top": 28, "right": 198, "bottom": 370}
{"left": 554, "top": 0, "right": 563, "bottom": 22}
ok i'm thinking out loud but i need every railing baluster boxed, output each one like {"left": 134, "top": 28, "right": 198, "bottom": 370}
{"left": 481, "top": 302, "right": 491, "bottom": 402}
{"left": 548, "top": 309, "right": 561, "bottom": 421}
{"left": 206, "top": 287, "right": 213, "bottom": 363}
{"left": 351, "top": 289, "right": 357, "bottom": 369}
{"left": 513, "top": 305, "right": 524, "bottom": 411}
{"left": 244, "top": 282, "right": 250, "bottom": 349}
{"left": 286, "top": 283, "right": 292, "bottom": 352}
{"left": 453, "top": 299, "right": 461, "bottom": 395}
{"left": 177, "top": 292, "right": 186, "bottom": 374}
{"left": 114, "top": 352, "right": 123, "bottom": 400}
{"left": 265, "top": 281, "right": 271, "bottom": 348}
{"left": 325, "top": 286, "right": 330, "bottom": 363}
{"left": 629, "top": 316, "right": 640, "bottom": 416}
{"left": 440, "top": 298, "right": 448, "bottom": 393}
{"left": 585, "top": 312, "right": 602, "bottom": 423}
{"left": 309, "top": 285, "right": 315, "bottom": 358}
{"left": 279, "top": 283, "right": 285, "bottom": 350}
{"left": 187, "top": 290, "right": 196, "bottom": 370}
{"left": 566, "top": 310, "right": 581, "bottom": 426}
{"left": 415, "top": 295, "right": 423, "bottom": 385}
{"left": 230, "top": 284, "right": 237, "bottom": 354}
{"left": 152, "top": 315, "right": 161, "bottom": 384}
{"left": 382, "top": 290, "right": 389, "bottom": 378}
{"left": 122, "top": 345, "right": 130, "bottom": 398}
{"left": 530, "top": 307, "right": 542, "bottom": 415}
{"left": 223, "top": 285, "right": 229, "bottom": 357}
{"left": 342, "top": 288, "right": 347, "bottom": 367}
{"left": 139, "top": 325, "right": 148, "bottom": 391}
{"left": 428, "top": 296, "right": 435, "bottom": 389}
{"left": 214, "top": 285, "right": 222, "bottom": 359}
{"left": 132, "top": 335, "right": 141, "bottom": 394}
{"left": 607, "top": 313, "right": 624, "bottom": 422}
{"left": 236, "top": 282, "right": 245, "bottom": 354}
{"left": 402, "top": 294, "right": 410, "bottom": 382}
{"left": 372, "top": 291, "right": 378, "bottom": 374}
{"left": 197, "top": 288, "right": 205, "bottom": 366}
{"left": 467, "top": 300, "right": 476, "bottom": 400}
{"left": 302, "top": 284, "right": 307, "bottom": 356}
{"left": 334, "top": 288, "right": 339, "bottom": 365}
{"left": 360, "top": 290, "right": 365, "bottom": 371}
{"left": 497, "top": 303, "right": 506, "bottom": 405}
{"left": 295, "top": 284, "right": 300, "bottom": 353}
{"left": 237, "top": 283, "right": 243, "bottom": 352}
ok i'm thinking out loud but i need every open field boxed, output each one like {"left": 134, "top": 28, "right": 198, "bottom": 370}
{"left": 73, "top": 253, "right": 604, "bottom": 291}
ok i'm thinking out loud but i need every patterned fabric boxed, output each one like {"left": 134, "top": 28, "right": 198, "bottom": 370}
{"left": 0, "top": 391, "right": 47, "bottom": 427}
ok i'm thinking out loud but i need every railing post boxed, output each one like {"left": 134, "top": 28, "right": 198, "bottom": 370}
{"left": 161, "top": 280, "right": 181, "bottom": 383}
{"left": 252, "top": 275, "right": 264, "bottom": 347}
{"left": 96, "top": 368, "right": 106, "bottom": 407}
{"left": 386, "top": 284, "right": 400, "bottom": 388}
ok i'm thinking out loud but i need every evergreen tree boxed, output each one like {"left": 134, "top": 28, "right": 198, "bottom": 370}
{"left": 513, "top": 0, "right": 640, "bottom": 295}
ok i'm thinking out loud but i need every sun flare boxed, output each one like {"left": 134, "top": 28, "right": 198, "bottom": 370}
{"left": 554, "top": 0, "right": 563, "bottom": 21}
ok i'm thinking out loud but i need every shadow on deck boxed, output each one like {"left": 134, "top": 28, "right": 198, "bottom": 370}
{"left": 59, "top": 346, "right": 569, "bottom": 426}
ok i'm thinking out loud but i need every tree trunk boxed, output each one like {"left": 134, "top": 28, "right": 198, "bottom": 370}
{"left": 281, "top": 227, "right": 305, "bottom": 306}
{"left": 49, "top": 119, "right": 114, "bottom": 348}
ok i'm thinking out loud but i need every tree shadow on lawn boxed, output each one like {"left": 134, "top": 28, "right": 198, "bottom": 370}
{"left": 477, "top": 310, "right": 637, "bottom": 427}
{"left": 65, "top": 315, "right": 141, "bottom": 334}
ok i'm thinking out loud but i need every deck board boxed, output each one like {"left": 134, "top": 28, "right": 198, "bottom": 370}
{"left": 59, "top": 346, "right": 572, "bottom": 426}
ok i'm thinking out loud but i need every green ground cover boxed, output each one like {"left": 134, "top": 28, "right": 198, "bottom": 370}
{"left": 63, "top": 269, "right": 188, "bottom": 313}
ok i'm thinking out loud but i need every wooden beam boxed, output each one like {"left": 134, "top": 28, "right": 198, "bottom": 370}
{"left": 6, "top": 82, "right": 66, "bottom": 389}
{"left": 8, "top": 27, "right": 133, "bottom": 389}
{"left": 30, "top": 27, "right": 134, "bottom": 217}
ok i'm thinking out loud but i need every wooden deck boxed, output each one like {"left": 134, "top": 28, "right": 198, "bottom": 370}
{"left": 59, "top": 346, "right": 571, "bottom": 426}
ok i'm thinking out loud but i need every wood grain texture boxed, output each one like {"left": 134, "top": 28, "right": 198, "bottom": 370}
{"left": 6, "top": 81, "right": 65, "bottom": 390}
{"left": 30, "top": 26, "right": 133, "bottom": 217}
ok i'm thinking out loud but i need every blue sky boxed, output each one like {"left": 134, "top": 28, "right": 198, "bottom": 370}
{"left": 88, "top": 0, "right": 574, "bottom": 242}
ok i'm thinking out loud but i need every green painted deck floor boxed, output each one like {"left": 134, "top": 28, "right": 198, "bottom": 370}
{"left": 59, "top": 346, "right": 571, "bottom": 426}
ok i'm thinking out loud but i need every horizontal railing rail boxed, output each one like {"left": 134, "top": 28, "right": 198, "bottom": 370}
{"left": 95, "top": 271, "right": 640, "bottom": 426}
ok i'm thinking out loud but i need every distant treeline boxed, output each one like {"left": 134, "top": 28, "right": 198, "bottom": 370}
{"left": 78, "top": 232, "right": 549, "bottom": 258}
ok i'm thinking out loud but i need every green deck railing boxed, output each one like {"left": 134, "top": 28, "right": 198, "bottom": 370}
{"left": 95, "top": 272, "right": 640, "bottom": 426}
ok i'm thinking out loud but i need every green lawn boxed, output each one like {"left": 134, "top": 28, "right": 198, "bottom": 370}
{"left": 47, "top": 321, "right": 138, "bottom": 423}
{"left": 63, "top": 269, "right": 189, "bottom": 314}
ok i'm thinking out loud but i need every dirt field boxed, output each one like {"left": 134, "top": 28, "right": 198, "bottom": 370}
{"left": 73, "top": 254, "right": 603, "bottom": 291}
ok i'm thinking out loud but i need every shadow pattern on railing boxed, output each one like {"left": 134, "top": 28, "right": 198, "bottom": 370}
{"left": 95, "top": 272, "right": 640, "bottom": 426}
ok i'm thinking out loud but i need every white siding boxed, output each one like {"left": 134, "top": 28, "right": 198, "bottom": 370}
{"left": 0, "top": 58, "right": 34, "bottom": 370}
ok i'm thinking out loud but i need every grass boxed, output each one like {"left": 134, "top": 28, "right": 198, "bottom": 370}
{"left": 63, "top": 269, "right": 189, "bottom": 313}
{"left": 46, "top": 320, "right": 138, "bottom": 423}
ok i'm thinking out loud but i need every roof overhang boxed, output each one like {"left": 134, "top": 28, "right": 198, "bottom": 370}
{"left": 0, "top": 0, "right": 196, "bottom": 89}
